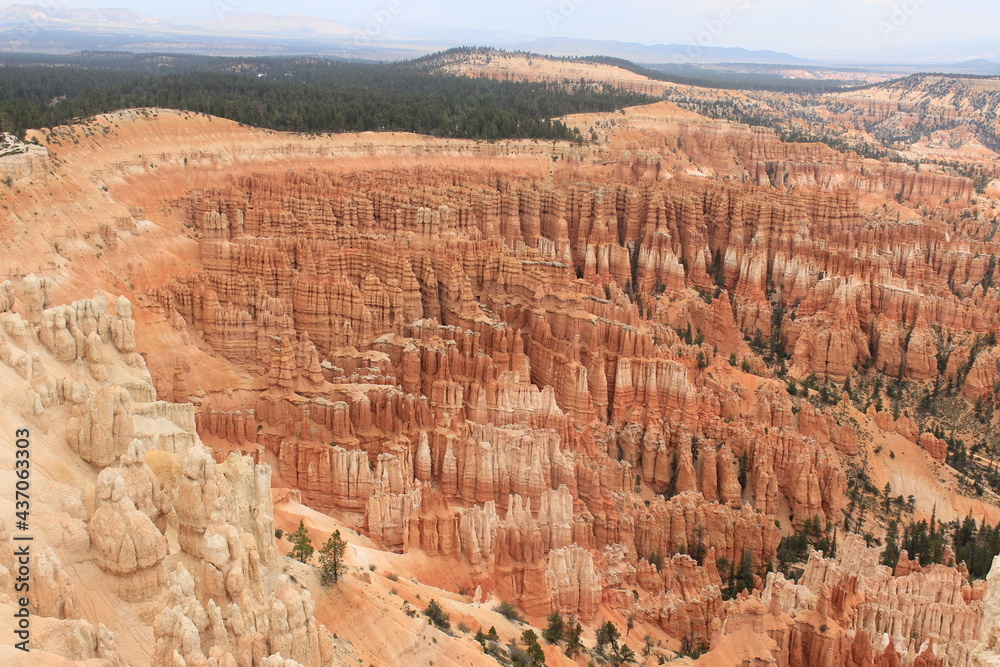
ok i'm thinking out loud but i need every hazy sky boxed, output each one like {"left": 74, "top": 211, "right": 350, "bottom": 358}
{"left": 3, "top": 0, "right": 998, "bottom": 60}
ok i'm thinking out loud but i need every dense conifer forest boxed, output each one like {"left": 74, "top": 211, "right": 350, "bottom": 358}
{"left": 0, "top": 51, "right": 656, "bottom": 139}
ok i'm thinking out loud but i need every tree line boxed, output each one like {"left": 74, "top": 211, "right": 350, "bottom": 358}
{"left": 0, "top": 51, "right": 655, "bottom": 140}
{"left": 882, "top": 513, "right": 1000, "bottom": 578}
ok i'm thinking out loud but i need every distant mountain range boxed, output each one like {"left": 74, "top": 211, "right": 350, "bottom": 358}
{"left": 512, "top": 37, "right": 806, "bottom": 65}
{"left": 940, "top": 59, "right": 1000, "bottom": 75}
{"left": 207, "top": 13, "right": 356, "bottom": 38}
{"left": 1, "top": 3, "right": 999, "bottom": 73}
{"left": 0, "top": 4, "right": 804, "bottom": 64}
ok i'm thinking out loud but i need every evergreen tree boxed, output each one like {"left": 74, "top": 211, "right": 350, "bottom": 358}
{"left": 596, "top": 620, "right": 620, "bottom": 653}
{"left": 615, "top": 643, "right": 637, "bottom": 664}
{"left": 725, "top": 550, "right": 755, "bottom": 598}
{"left": 542, "top": 611, "right": 565, "bottom": 643}
{"left": 318, "top": 529, "right": 348, "bottom": 585}
{"left": 0, "top": 51, "right": 658, "bottom": 141}
{"left": 522, "top": 629, "right": 546, "bottom": 665}
{"left": 289, "top": 520, "right": 314, "bottom": 564}
{"left": 565, "top": 622, "right": 583, "bottom": 658}
{"left": 880, "top": 520, "right": 900, "bottom": 568}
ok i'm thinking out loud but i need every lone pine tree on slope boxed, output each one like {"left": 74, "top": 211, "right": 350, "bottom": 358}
{"left": 319, "top": 529, "right": 349, "bottom": 585}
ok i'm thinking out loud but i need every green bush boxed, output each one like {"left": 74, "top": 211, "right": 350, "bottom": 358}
{"left": 493, "top": 600, "right": 525, "bottom": 622}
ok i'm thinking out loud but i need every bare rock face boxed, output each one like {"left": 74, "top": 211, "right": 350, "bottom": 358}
{"left": 37, "top": 297, "right": 113, "bottom": 366}
{"left": 90, "top": 467, "right": 168, "bottom": 601}
{"left": 546, "top": 545, "right": 601, "bottom": 619}
{"left": 0, "top": 280, "right": 14, "bottom": 313}
{"left": 31, "top": 547, "right": 80, "bottom": 620}
{"left": 0, "top": 523, "right": 84, "bottom": 623}
{"left": 110, "top": 295, "right": 137, "bottom": 354}
{"left": 218, "top": 453, "right": 280, "bottom": 566}
{"left": 0, "top": 132, "right": 49, "bottom": 181}
{"left": 17, "top": 273, "right": 53, "bottom": 325}
{"left": 17, "top": 616, "right": 124, "bottom": 665}
{"left": 151, "top": 564, "right": 335, "bottom": 667}
{"left": 66, "top": 382, "right": 135, "bottom": 467}
{"left": 12, "top": 99, "right": 1000, "bottom": 665}
{"left": 265, "top": 576, "right": 335, "bottom": 666}
{"left": 117, "top": 438, "right": 172, "bottom": 529}
{"left": 151, "top": 564, "right": 224, "bottom": 665}
{"left": 201, "top": 499, "right": 262, "bottom": 612}
{"left": 918, "top": 431, "right": 949, "bottom": 463}
{"left": 174, "top": 444, "right": 281, "bottom": 567}
{"left": 974, "top": 555, "right": 1000, "bottom": 666}
{"left": 176, "top": 446, "right": 225, "bottom": 558}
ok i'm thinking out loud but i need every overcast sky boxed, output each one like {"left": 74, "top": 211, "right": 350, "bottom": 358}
{"left": 3, "top": 0, "right": 998, "bottom": 60}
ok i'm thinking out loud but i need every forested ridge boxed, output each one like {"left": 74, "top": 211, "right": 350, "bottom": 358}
{"left": 0, "top": 51, "right": 656, "bottom": 140}
{"left": 413, "top": 47, "right": 861, "bottom": 93}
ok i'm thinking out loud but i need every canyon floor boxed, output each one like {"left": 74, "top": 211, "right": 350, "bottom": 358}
{"left": 2, "top": 64, "right": 1000, "bottom": 667}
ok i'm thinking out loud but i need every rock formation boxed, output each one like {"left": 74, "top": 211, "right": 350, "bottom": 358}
{"left": 90, "top": 467, "right": 168, "bottom": 601}
{"left": 3, "top": 88, "right": 1000, "bottom": 665}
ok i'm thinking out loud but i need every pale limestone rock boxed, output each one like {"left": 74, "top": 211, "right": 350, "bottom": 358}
{"left": 18, "top": 273, "right": 53, "bottom": 325}
{"left": 85, "top": 330, "right": 103, "bottom": 364}
{"left": 0, "top": 280, "right": 13, "bottom": 312}
{"left": 110, "top": 295, "right": 137, "bottom": 353}
{"left": 31, "top": 547, "right": 80, "bottom": 619}
{"left": 24, "top": 616, "right": 124, "bottom": 665}
{"left": 545, "top": 545, "right": 601, "bottom": 619}
{"left": 118, "top": 438, "right": 172, "bottom": 530}
{"left": 66, "top": 382, "right": 135, "bottom": 466}
{"left": 974, "top": 555, "right": 1000, "bottom": 666}
{"left": 177, "top": 447, "right": 224, "bottom": 558}
{"left": 90, "top": 468, "right": 167, "bottom": 601}
{"left": 266, "top": 576, "right": 334, "bottom": 666}
{"left": 218, "top": 453, "right": 279, "bottom": 566}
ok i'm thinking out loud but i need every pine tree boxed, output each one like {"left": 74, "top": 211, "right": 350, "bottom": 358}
{"left": 734, "top": 550, "right": 754, "bottom": 595}
{"left": 596, "top": 620, "right": 620, "bottom": 653}
{"left": 565, "top": 622, "right": 583, "bottom": 658}
{"left": 881, "top": 520, "right": 900, "bottom": 568}
{"left": 543, "top": 610, "right": 565, "bottom": 643}
{"left": 289, "top": 519, "right": 314, "bottom": 564}
{"left": 318, "top": 529, "right": 348, "bottom": 585}
{"left": 616, "top": 643, "right": 637, "bottom": 664}
{"left": 522, "top": 629, "right": 546, "bottom": 665}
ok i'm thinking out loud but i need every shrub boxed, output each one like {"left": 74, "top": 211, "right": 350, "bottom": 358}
{"left": 493, "top": 600, "right": 524, "bottom": 622}
{"left": 424, "top": 599, "right": 451, "bottom": 631}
